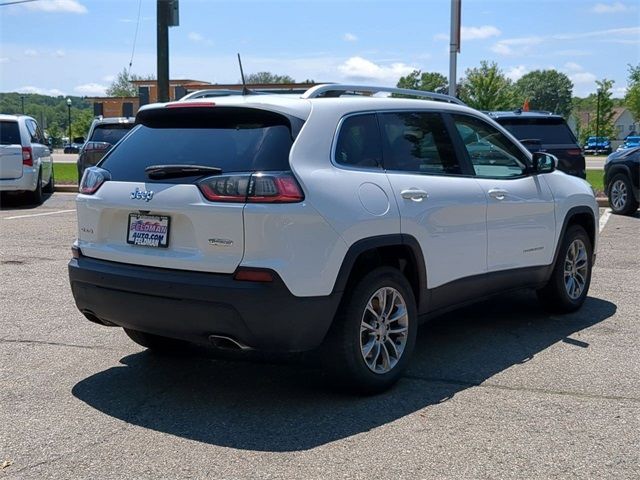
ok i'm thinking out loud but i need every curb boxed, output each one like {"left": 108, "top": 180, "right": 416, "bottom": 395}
{"left": 596, "top": 197, "right": 609, "bottom": 208}
{"left": 54, "top": 185, "right": 78, "bottom": 193}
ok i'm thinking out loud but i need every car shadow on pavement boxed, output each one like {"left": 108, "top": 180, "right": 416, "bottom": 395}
{"left": 72, "top": 291, "right": 616, "bottom": 452}
{"left": 0, "top": 192, "right": 53, "bottom": 210}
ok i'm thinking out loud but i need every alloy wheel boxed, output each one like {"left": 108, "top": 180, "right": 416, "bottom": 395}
{"left": 563, "top": 239, "right": 588, "bottom": 300}
{"left": 359, "top": 287, "right": 409, "bottom": 374}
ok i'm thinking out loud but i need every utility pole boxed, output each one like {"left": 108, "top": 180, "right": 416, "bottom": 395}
{"left": 156, "top": 0, "right": 179, "bottom": 103}
{"left": 156, "top": 0, "right": 169, "bottom": 103}
{"left": 448, "top": 0, "right": 461, "bottom": 97}
{"left": 20, "top": 95, "right": 25, "bottom": 114}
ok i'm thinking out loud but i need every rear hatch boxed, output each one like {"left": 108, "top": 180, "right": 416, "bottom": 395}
{"left": 496, "top": 117, "right": 585, "bottom": 176}
{"left": 0, "top": 120, "right": 23, "bottom": 180}
{"left": 76, "top": 104, "right": 303, "bottom": 274}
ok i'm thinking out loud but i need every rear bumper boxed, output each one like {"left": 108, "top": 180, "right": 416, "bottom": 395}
{"left": 68, "top": 255, "right": 341, "bottom": 352}
{"left": 0, "top": 167, "right": 37, "bottom": 192}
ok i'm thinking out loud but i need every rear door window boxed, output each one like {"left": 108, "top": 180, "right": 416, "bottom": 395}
{"left": 496, "top": 117, "right": 578, "bottom": 144}
{"left": 100, "top": 107, "right": 301, "bottom": 183}
{"left": 0, "top": 121, "right": 20, "bottom": 145}
{"left": 379, "top": 111, "right": 462, "bottom": 175}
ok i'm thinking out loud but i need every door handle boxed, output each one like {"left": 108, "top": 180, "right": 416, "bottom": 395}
{"left": 488, "top": 188, "right": 508, "bottom": 200}
{"left": 401, "top": 188, "right": 429, "bottom": 202}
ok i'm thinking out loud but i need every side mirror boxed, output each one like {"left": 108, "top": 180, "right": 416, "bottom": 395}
{"left": 531, "top": 152, "right": 557, "bottom": 174}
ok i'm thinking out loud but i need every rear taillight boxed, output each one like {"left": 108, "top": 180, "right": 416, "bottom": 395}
{"left": 22, "top": 147, "right": 33, "bottom": 167}
{"left": 567, "top": 149, "right": 582, "bottom": 156}
{"left": 79, "top": 167, "right": 111, "bottom": 195}
{"left": 198, "top": 172, "right": 304, "bottom": 203}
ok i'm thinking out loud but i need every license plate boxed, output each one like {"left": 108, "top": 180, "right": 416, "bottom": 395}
{"left": 127, "top": 214, "right": 170, "bottom": 248}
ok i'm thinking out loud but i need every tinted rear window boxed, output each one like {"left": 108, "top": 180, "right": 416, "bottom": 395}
{"left": 0, "top": 121, "right": 20, "bottom": 145}
{"left": 101, "top": 107, "right": 299, "bottom": 183}
{"left": 91, "top": 124, "right": 135, "bottom": 145}
{"left": 496, "top": 117, "right": 577, "bottom": 145}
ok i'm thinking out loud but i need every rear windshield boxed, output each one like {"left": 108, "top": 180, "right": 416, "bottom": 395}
{"left": 91, "top": 124, "right": 134, "bottom": 145}
{"left": 101, "top": 107, "right": 300, "bottom": 183}
{"left": 496, "top": 117, "right": 577, "bottom": 145}
{"left": 626, "top": 136, "right": 640, "bottom": 143}
{"left": 0, "top": 121, "right": 20, "bottom": 145}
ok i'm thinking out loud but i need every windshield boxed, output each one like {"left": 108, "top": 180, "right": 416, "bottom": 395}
{"left": 91, "top": 124, "right": 135, "bottom": 145}
{"left": 625, "top": 136, "right": 640, "bottom": 144}
{"left": 497, "top": 118, "right": 577, "bottom": 145}
{"left": 587, "top": 137, "right": 607, "bottom": 143}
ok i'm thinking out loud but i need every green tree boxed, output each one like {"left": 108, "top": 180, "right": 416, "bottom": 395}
{"left": 458, "top": 61, "right": 514, "bottom": 110}
{"left": 624, "top": 64, "right": 640, "bottom": 124}
{"left": 71, "top": 110, "right": 94, "bottom": 139}
{"left": 243, "top": 72, "right": 295, "bottom": 84}
{"left": 396, "top": 70, "right": 448, "bottom": 94}
{"left": 514, "top": 70, "right": 573, "bottom": 117}
{"left": 106, "top": 68, "right": 155, "bottom": 97}
{"left": 593, "top": 79, "right": 616, "bottom": 140}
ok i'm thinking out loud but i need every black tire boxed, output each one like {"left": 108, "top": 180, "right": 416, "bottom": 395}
{"left": 323, "top": 266, "right": 418, "bottom": 394}
{"left": 123, "top": 328, "right": 192, "bottom": 355}
{"left": 608, "top": 173, "right": 639, "bottom": 216}
{"left": 43, "top": 166, "right": 55, "bottom": 194}
{"left": 26, "top": 169, "right": 43, "bottom": 205}
{"left": 537, "top": 225, "right": 593, "bottom": 313}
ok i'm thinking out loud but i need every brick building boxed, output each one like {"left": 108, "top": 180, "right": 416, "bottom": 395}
{"left": 87, "top": 79, "right": 318, "bottom": 118}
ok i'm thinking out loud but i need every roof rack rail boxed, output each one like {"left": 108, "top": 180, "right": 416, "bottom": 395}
{"left": 301, "top": 84, "right": 466, "bottom": 105}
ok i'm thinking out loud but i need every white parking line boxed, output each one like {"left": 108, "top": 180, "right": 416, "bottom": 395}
{"left": 3, "top": 209, "right": 75, "bottom": 220}
{"left": 599, "top": 208, "right": 612, "bottom": 233}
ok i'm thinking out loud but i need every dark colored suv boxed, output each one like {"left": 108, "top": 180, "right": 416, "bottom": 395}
{"left": 77, "top": 117, "right": 135, "bottom": 182}
{"left": 604, "top": 147, "right": 640, "bottom": 215}
{"left": 487, "top": 111, "right": 586, "bottom": 178}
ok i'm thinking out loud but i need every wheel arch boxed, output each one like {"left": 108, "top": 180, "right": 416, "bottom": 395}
{"left": 553, "top": 206, "right": 596, "bottom": 266}
{"left": 332, "top": 234, "right": 428, "bottom": 314}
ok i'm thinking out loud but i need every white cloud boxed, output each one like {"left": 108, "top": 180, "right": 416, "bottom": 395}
{"left": 24, "top": 49, "right": 38, "bottom": 57}
{"left": 24, "top": 0, "right": 87, "bottom": 14}
{"left": 570, "top": 72, "right": 597, "bottom": 84}
{"left": 343, "top": 33, "right": 358, "bottom": 42}
{"left": 338, "top": 56, "right": 415, "bottom": 84}
{"left": 461, "top": 25, "right": 501, "bottom": 40}
{"left": 187, "top": 32, "right": 213, "bottom": 46}
{"left": 492, "top": 27, "right": 639, "bottom": 57}
{"left": 102, "top": 74, "right": 115, "bottom": 83}
{"left": 506, "top": 65, "right": 529, "bottom": 81}
{"left": 73, "top": 83, "right": 107, "bottom": 96}
{"left": 591, "top": 2, "right": 629, "bottom": 13}
{"left": 54, "top": 49, "right": 65, "bottom": 58}
{"left": 17, "top": 86, "right": 65, "bottom": 96}
{"left": 564, "top": 62, "right": 583, "bottom": 73}
{"left": 0, "top": 57, "right": 9, "bottom": 63}
{"left": 435, "top": 25, "right": 500, "bottom": 42}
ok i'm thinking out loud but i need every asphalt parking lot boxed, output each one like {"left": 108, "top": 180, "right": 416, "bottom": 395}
{"left": 1, "top": 193, "right": 639, "bottom": 479}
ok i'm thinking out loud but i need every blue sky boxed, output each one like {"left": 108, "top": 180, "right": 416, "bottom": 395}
{"left": 1, "top": 0, "right": 638, "bottom": 98}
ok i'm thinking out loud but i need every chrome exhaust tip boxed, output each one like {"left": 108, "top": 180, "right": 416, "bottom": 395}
{"left": 208, "top": 334, "right": 252, "bottom": 351}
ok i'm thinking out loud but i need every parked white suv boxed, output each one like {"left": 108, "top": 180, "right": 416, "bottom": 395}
{"left": 68, "top": 85, "right": 598, "bottom": 392}
{"left": 0, "top": 114, "right": 54, "bottom": 204}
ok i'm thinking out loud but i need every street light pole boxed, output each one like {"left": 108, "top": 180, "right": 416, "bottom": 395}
{"left": 66, "top": 98, "right": 72, "bottom": 143}
{"left": 448, "top": 0, "right": 461, "bottom": 97}
{"left": 20, "top": 95, "right": 25, "bottom": 114}
{"left": 595, "top": 89, "right": 601, "bottom": 142}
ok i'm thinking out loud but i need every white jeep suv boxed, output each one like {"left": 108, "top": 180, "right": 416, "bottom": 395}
{"left": 0, "top": 114, "right": 54, "bottom": 204}
{"left": 68, "top": 85, "right": 598, "bottom": 392}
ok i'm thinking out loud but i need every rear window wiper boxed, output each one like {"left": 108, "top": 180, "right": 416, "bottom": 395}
{"left": 145, "top": 164, "right": 222, "bottom": 179}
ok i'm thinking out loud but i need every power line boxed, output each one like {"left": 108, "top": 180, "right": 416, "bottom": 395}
{"left": 0, "top": 0, "right": 40, "bottom": 6}
{"left": 128, "top": 0, "right": 143, "bottom": 74}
